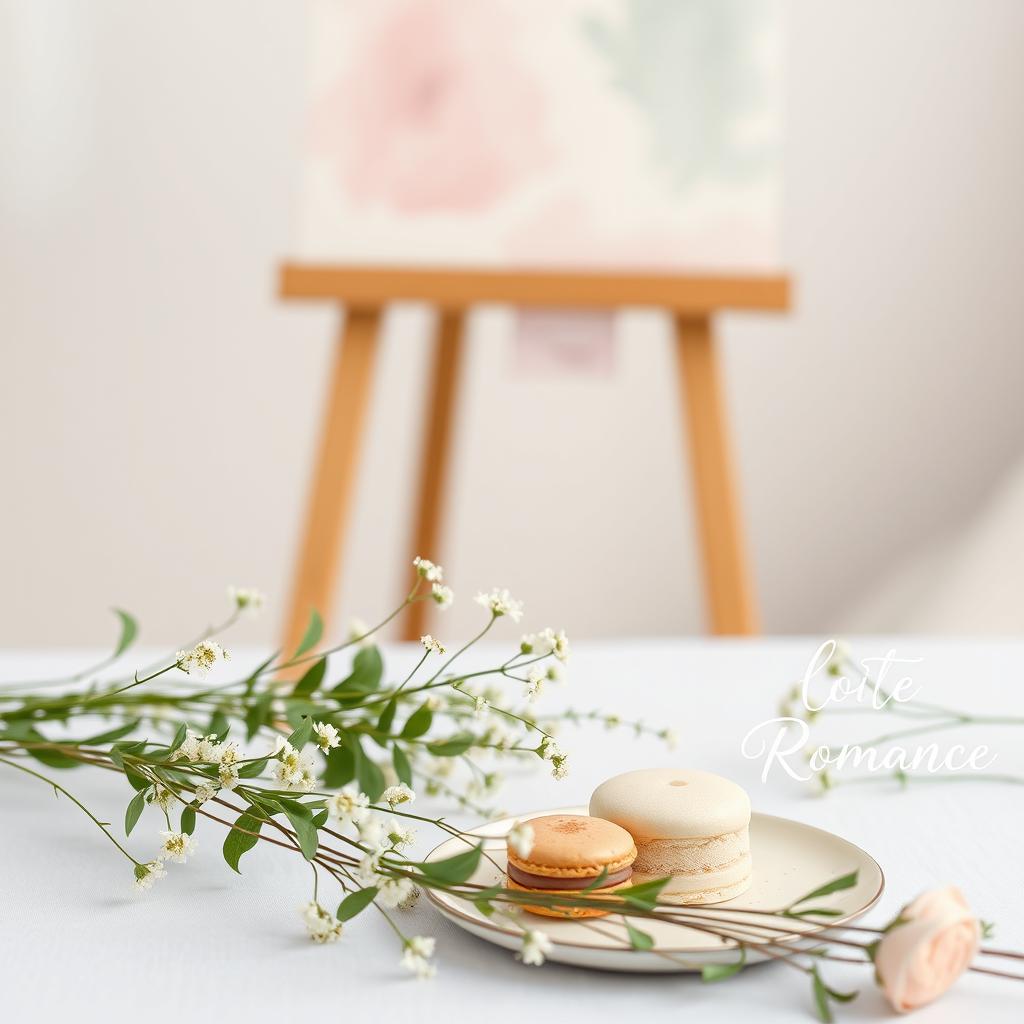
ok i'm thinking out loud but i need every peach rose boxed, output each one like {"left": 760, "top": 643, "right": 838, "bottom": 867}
{"left": 874, "top": 886, "right": 980, "bottom": 1012}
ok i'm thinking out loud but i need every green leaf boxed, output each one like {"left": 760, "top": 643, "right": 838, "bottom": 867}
{"left": 208, "top": 710, "right": 229, "bottom": 740}
{"left": 626, "top": 923, "right": 655, "bottom": 951}
{"left": 181, "top": 804, "right": 196, "bottom": 835}
{"left": 401, "top": 702, "right": 433, "bottom": 740}
{"left": 223, "top": 810, "right": 264, "bottom": 873}
{"left": 245, "top": 691, "right": 273, "bottom": 741}
{"left": 392, "top": 744, "right": 413, "bottom": 786}
{"left": 280, "top": 799, "right": 319, "bottom": 860}
{"left": 124, "top": 766, "right": 151, "bottom": 791}
{"left": 284, "top": 699, "right": 321, "bottom": 729}
{"left": 417, "top": 844, "right": 482, "bottom": 884}
{"left": 237, "top": 755, "right": 271, "bottom": 779}
{"left": 425, "top": 733, "right": 475, "bottom": 758}
{"left": 293, "top": 657, "right": 327, "bottom": 698}
{"left": 790, "top": 871, "right": 859, "bottom": 909}
{"left": 111, "top": 608, "right": 138, "bottom": 658}
{"left": 324, "top": 743, "right": 357, "bottom": 788}
{"left": 27, "top": 748, "right": 81, "bottom": 770}
{"left": 124, "top": 789, "right": 147, "bottom": 836}
{"left": 337, "top": 887, "right": 378, "bottom": 921}
{"left": 617, "top": 876, "right": 671, "bottom": 910}
{"left": 581, "top": 867, "right": 609, "bottom": 893}
{"left": 473, "top": 885, "right": 505, "bottom": 900}
{"left": 787, "top": 907, "right": 844, "bottom": 918}
{"left": 811, "top": 965, "right": 834, "bottom": 1023}
{"left": 168, "top": 722, "right": 188, "bottom": 755}
{"left": 702, "top": 946, "right": 747, "bottom": 982}
{"left": 292, "top": 609, "right": 323, "bottom": 659}
{"left": 286, "top": 717, "right": 314, "bottom": 751}
{"left": 356, "top": 746, "right": 386, "bottom": 801}
{"left": 80, "top": 721, "right": 141, "bottom": 746}
{"left": 329, "top": 646, "right": 384, "bottom": 700}
{"left": 243, "top": 651, "right": 278, "bottom": 697}
{"left": 377, "top": 699, "right": 398, "bottom": 736}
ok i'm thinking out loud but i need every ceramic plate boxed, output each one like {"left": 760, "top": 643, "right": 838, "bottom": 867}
{"left": 425, "top": 806, "right": 884, "bottom": 973}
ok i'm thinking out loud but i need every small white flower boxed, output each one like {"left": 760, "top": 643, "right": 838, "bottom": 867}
{"left": 401, "top": 936, "right": 437, "bottom": 979}
{"left": 175, "top": 641, "right": 229, "bottom": 680}
{"left": 519, "top": 929, "right": 553, "bottom": 966}
{"left": 218, "top": 742, "right": 240, "bottom": 766}
{"left": 133, "top": 860, "right": 167, "bottom": 892}
{"left": 550, "top": 754, "right": 569, "bottom": 780}
{"left": 387, "top": 819, "right": 417, "bottom": 850}
{"left": 197, "top": 734, "right": 222, "bottom": 763}
{"left": 659, "top": 728, "right": 678, "bottom": 750}
{"left": 154, "top": 784, "right": 177, "bottom": 812}
{"left": 302, "top": 901, "right": 343, "bottom": 944}
{"left": 425, "top": 694, "right": 443, "bottom": 711}
{"left": 358, "top": 814, "right": 387, "bottom": 850}
{"left": 507, "top": 821, "right": 536, "bottom": 859}
{"left": 397, "top": 884, "right": 421, "bottom": 910}
{"left": 218, "top": 763, "right": 240, "bottom": 790}
{"left": 159, "top": 830, "right": 196, "bottom": 864}
{"left": 431, "top": 583, "right": 454, "bottom": 609}
{"left": 175, "top": 728, "right": 203, "bottom": 763}
{"left": 409, "top": 935, "right": 436, "bottom": 959}
{"left": 377, "top": 876, "right": 415, "bottom": 909}
{"left": 273, "top": 740, "right": 317, "bottom": 792}
{"left": 347, "top": 617, "right": 372, "bottom": 646}
{"left": 475, "top": 588, "right": 524, "bottom": 622}
{"left": 524, "top": 667, "right": 544, "bottom": 702}
{"left": 381, "top": 783, "right": 415, "bottom": 808}
{"left": 327, "top": 788, "right": 370, "bottom": 827}
{"left": 413, "top": 556, "right": 444, "bottom": 582}
{"left": 473, "top": 695, "right": 490, "bottom": 719}
{"left": 535, "top": 627, "right": 569, "bottom": 663}
{"left": 420, "top": 634, "right": 446, "bottom": 656}
{"left": 228, "top": 586, "right": 265, "bottom": 614}
{"left": 356, "top": 850, "right": 384, "bottom": 886}
{"left": 312, "top": 721, "right": 340, "bottom": 752}
{"left": 538, "top": 736, "right": 562, "bottom": 761}
{"left": 192, "top": 782, "right": 217, "bottom": 806}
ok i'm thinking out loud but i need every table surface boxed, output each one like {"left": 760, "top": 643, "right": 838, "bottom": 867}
{"left": 2, "top": 639, "right": 1021, "bottom": 1021}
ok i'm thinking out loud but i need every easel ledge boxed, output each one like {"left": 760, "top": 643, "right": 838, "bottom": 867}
{"left": 278, "top": 261, "right": 791, "bottom": 652}
{"left": 279, "top": 263, "right": 789, "bottom": 311}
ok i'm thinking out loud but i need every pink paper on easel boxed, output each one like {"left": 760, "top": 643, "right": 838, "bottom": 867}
{"left": 513, "top": 309, "right": 616, "bottom": 376}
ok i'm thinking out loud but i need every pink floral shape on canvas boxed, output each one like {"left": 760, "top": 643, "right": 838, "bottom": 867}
{"left": 311, "top": 0, "right": 549, "bottom": 214}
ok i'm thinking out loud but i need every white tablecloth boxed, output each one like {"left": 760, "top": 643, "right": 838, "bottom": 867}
{"left": 2, "top": 640, "right": 1021, "bottom": 1021}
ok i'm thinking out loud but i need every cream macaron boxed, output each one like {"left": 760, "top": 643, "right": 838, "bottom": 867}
{"left": 589, "top": 768, "right": 752, "bottom": 904}
{"left": 505, "top": 814, "right": 637, "bottom": 918}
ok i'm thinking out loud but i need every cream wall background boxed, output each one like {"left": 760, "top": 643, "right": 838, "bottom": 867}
{"left": 2, "top": 0, "right": 1024, "bottom": 647}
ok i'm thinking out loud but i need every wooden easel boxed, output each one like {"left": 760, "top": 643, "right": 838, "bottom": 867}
{"left": 278, "top": 264, "right": 790, "bottom": 649}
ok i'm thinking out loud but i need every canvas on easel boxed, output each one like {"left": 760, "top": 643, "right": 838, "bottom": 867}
{"left": 282, "top": 0, "right": 789, "bottom": 649}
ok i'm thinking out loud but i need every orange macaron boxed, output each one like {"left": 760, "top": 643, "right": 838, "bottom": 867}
{"left": 505, "top": 814, "right": 637, "bottom": 918}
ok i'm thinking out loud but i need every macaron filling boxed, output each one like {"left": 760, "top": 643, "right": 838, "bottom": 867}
{"left": 506, "top": 863, "right": 633, "bottom": 890}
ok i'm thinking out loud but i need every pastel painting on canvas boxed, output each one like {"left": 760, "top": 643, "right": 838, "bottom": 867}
{"left": 299, "top": 0, "right": 782, "bottom": 270}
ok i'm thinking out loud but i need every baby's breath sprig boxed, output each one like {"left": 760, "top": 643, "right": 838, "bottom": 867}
{"left": 544, "top": 707, "right": 679, "bottom": 749}
{"left": 0, "top": 561, "right": 645, "bottom": 978}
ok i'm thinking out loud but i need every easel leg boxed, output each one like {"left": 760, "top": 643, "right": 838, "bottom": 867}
{"left": 282, "top": 306, "right": 381, "bottom": 656}
{"left": 674, "top": 315, "right": 758, "bottom": 635}
{"left": 403, "top": 309, "right": 466, "bottom": 641}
